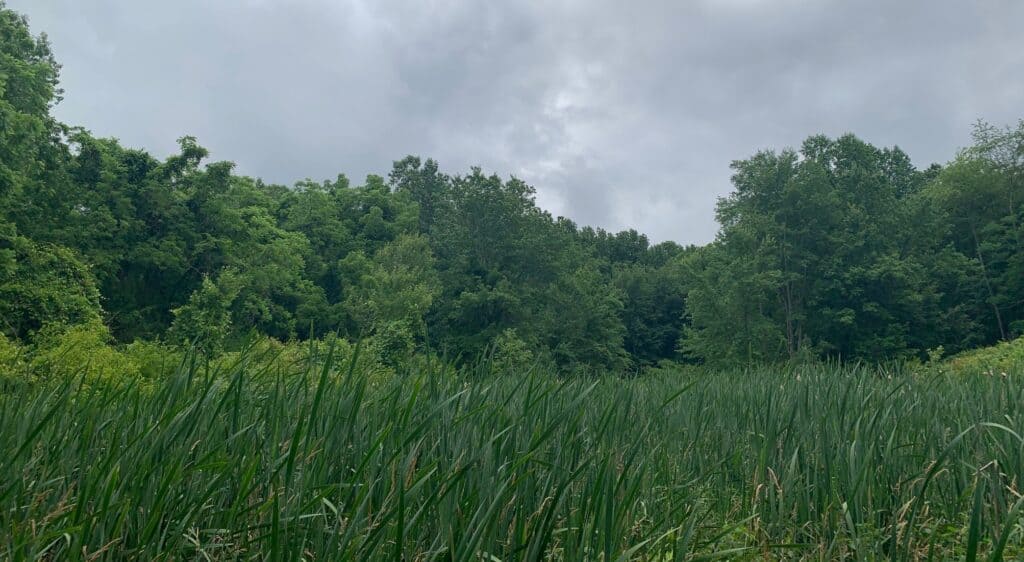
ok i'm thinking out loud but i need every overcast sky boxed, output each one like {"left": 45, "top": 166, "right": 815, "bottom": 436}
{"left": 10, "top": 0, "right": 1024, "bottom": 244}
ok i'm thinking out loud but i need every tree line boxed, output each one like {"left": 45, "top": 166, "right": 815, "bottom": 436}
{"left": 2, "top": 5, "right": 1022, "bottom": 373}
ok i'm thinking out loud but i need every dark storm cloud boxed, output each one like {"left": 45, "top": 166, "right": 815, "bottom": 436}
{"left": 10, "top": 0, "right": 1024, "bottom": 243}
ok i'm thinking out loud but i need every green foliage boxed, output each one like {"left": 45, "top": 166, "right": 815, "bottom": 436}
{"left": 221, "top": 202, "right": 327, "bottom": 340}
{"left": 946, "top": 336, "right": 1024, "bottom": 376}
{"left": 121, "top": 339, "right": 184, "bottom": 381}
{"left": 29, "top": 318, "right": 140, "bottom": 383}
{"left": 490, "top": 328, "right": 536, "bottom": 374}
{"left": 680, "top": 237, "right": 785, "bottom": 367}
{"left": 539, "top": 264, "right": 629, "bottom": 373}
{"left": 682, "top": 129, "right": 1024, "bottom": 366}
{"left": 0, "top": 3, "right": 61, "bottom": 203}
{"left": 928, "top": 121, "right": 1024, "bottom": 343}
{"left": 0, "top": 227, "right": 102, "bottom": 340}
{"left": 0, "top": 332, "right": 28, "bottom": 386}
{"left": 366, "top": 320, "right": 417, "bottom": 368}
{"left": 168, "top": 273, "right": 239, "bottom": 354}
{"left": 343, "top": 234, "right": 440, "bottom": 334}
{"left": 614, "top": 257, "right": 689, "bottom": 366}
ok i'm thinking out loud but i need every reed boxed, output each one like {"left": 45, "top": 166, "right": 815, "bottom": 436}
{"left": 1, "top": 347, "right": 1022, "bottom": 560}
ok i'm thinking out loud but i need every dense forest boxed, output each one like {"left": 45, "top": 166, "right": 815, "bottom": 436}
{"left": 2, "top": 5, "right": 1023, "bottom": 374}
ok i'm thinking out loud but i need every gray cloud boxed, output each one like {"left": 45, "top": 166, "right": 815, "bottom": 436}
{"left": 11, "top": 0, "right": 1024, "bottom": 243}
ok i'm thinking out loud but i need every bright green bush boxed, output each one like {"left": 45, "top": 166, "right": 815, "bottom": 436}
{"left": 0, "top": 333, "right": 30, "bottom": 387}
{"left": 202, "top": 333, "right": 399, "bottom": 390}
{"left": 168, "top": 273, "right": 240, "bottom": 355}
{"left": 122, "top": 339, "right": 185, "bottom": 380}
{"left": 29, "top": 319, "right": 140, "bottom": 384}
{"left": 490, "top": 328, "right": 535, "bottom": 374}
{"left": 945, "top": 336, "right": 1024, "bottom": 375}
{"left": 316, "top": 334, "right": 397, "bottom": 388}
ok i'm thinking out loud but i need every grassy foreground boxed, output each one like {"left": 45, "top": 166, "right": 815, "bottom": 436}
{"left": 2, "top": 346, "right": 1023, "bottom": 560}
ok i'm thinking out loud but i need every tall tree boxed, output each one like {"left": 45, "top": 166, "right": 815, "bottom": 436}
{"left": 0, "top": 4, "right": 61, "bottom": 210}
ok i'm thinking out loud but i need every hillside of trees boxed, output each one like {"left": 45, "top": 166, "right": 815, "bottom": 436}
{"left": 2, "top": 5, "right": 1023, "bottom": 374}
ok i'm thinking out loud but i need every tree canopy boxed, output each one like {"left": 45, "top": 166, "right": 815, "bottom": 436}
{"left": 2, "top": 3, "right": 1023, "bottom": 372}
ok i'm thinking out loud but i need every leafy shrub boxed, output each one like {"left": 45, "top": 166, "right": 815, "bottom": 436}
{"left": 122, "top": 339, "right": 185, "bottom": 380}
{"left": 0, "top": 333, "right": 30, "bottom": 388}
{"left": 29, "top": 319, "right": 140, "bottom": 384}
{"left": 367, "top": 321, "right": 416, "bottom": 369}
{"left": 0, "top": 230, "right": 102, "bottom": 341}
{"left": 490, "top": 328, "right": 535, "bottom": 374}
{"left": 202, "top": 333, "right": 398, "bottom": 389}
{"left": 945, "top": 336, "right": 1024, "bottom": 375}
{"left": 207, "top": 335, "right": 317, "bottom": 377}
{"left": 326, "top": 334, "right": 397, "bottom": 388}
{"left": 168, "top": 273, "right": 240, "bottom": 355}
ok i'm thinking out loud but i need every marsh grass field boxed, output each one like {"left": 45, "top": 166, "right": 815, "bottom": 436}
{"left": 2, "top": 343, "right": 1023, "bottom": 561}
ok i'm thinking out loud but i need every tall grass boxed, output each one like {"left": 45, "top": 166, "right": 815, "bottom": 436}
{"left": 1, "top": 345, "right": 1022, "bottom": 560}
